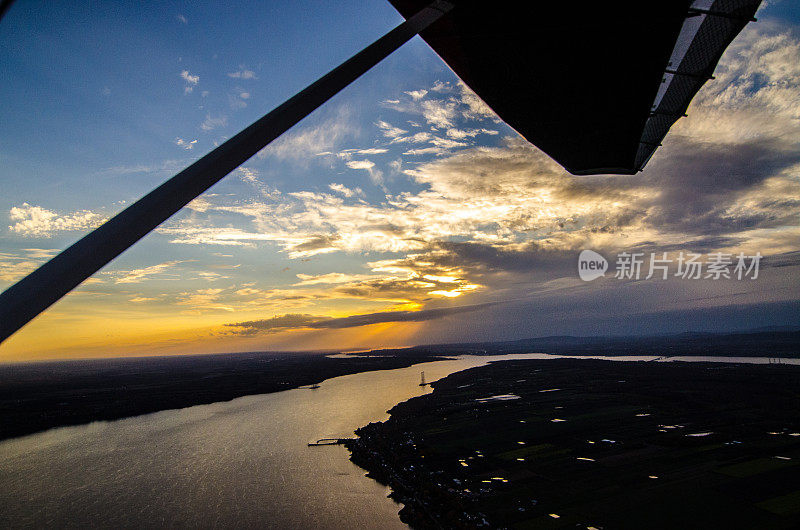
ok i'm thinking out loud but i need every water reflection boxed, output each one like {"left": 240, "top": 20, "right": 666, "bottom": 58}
{"left": 0, "top": 354, "right": 531, "bottom": 529}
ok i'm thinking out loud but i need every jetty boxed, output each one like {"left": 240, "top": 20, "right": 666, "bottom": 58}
{"left": 307, "top": 438, "right": 354, "bottom": 446}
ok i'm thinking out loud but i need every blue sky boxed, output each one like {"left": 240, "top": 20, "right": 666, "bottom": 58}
{"left": 1, "top": 1, "right": 799, "bottom": 360}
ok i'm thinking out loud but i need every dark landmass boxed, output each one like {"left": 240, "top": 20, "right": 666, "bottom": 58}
{"left": 346, "top": 359, "right": 800, "bottom": 529}
{"left": 0, "top": 351, "right": 446, "bottom": 441}
{"left": 356, "top": 328, "right": 800, "bottom": 358}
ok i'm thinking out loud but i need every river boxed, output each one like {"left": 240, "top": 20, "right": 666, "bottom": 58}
{"left": 0, "top": 353, "right": 796, "bottom": 528}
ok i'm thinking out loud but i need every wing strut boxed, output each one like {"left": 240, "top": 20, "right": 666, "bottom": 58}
{"left": 0, "top": 0, "right": 454, "bottom": 344}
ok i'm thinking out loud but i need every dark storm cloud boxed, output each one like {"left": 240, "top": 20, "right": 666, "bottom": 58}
{"left": 310, "top": 301, "right": 500, "bottom": 329}
{"left": 428, "top": 240, "right": 573, "bottom": 275}
{"left": 761, "top": 250, "right": 800, "bottom": 269}
{"left": 224, "top": 302, "right": 501, "bottom": 334}
{"left": 288, "top": 234, "right": 340, "bottom": 252}
{"left": 641, "top": 138, "right": 800, "bottom": 236}
{"left": 225, "top": 314, "right": 325, "bottom": 335}
{"left": 627, "top": 236, "right": 747, "bottom": 254}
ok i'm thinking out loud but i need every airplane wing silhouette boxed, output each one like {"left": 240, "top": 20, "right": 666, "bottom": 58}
{"left": 389, "top": 0, "right": 761, "bottom": 175}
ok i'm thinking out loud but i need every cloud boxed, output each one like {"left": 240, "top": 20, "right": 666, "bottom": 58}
{"left": 403, "top": 146, "right": 449, "bottom": 156}
{"left": 150, "top": 22, "right": 800, "bottom": 339}
{"left": 227, "top": 69, "right": 257, "bottom": 80}
{"left": 129, "top": 296, "right": 157, "bottom": 303}
{"left": 405, "top": 89, "right": 428, "bottom": 100}
{"left": 225, "top": 314, "right": 326, "bottom": 334}
{"left": 293, "top": 272, "right": 378, "bottom": 286}
{"left": 328, "top": 183, "right": 363, "bottom": 197}
{"left": 186, "top": 197, "right": 213, "bottom": 212}
{"left": 99, "top": 159, "right": 187, "bottom": 176}
{"left": 22, "top": 248, "right": 59, "bottom": 259}
{"left": 457, "top": 81, "right": 497, "bottom": 120}
{"left": 180, "top": 70, "right": 199, "bottom": 94}
{"left": 176, "top": 14, "right": 188, "bottom": 24}
{"left": 0, "top": 255, "right": 40, "bottom": 283}
{"left": 201, "top": 114, "right": 228, "bottom": 131}
{"left": 446, "top": 128, "right": 499, "bottom": 140}
{"left": 258, "top": 106, "right": 356, "bottom": 161}
{"left": 8, "top": 203, "right": 106, "bottom": 237}
{"left": 285, "top": 234, "right": 341, "bottom": 258}
{"left": 346, "top": 160, "right": 375, "bottom": 170}
{"left": 421, "top": 99, "right": 457, "bottom": 128}
{"left": 354, "top": 148, "right": 387, "bottom": 155}
{"left": 311, "top": 302, "right": 498, "bottom": 328}
{"left": 238, "top": 167, "right": 279, "bottom": 198}
{"left": 157, "top": 226, "right": 281, "bottom": 247}
{"left": 376, "top": 120, "right": 407, "bottom": 139}
{"left": 229, "top": 89, "right": 250, "bottom": 109}
{"left": 431, "top": 80, "right": 451, "bottom": 92}
{"left": 109, "top": 260, "right": 184, "bottom": 284}
{"left": 345, "top": 158, "right": 384, "bottom": 187}
{"left": 224, "top": 302, "right": 499, "bottom": 335}
{"left": 177, "top": 287, "right": 234, "bottom": 313}
{"left": 174, "top": 137, "right": 197, "bottom": 150}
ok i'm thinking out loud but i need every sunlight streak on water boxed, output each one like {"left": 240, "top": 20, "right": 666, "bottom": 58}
{"left": 0, "top": 354, "right": 533, "bottom": 528}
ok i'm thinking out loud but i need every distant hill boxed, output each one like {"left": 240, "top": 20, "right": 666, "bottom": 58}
{"left": 357, "top": 328, "right": 800, "bottom": 358}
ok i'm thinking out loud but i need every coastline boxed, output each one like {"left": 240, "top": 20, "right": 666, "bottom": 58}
{"left": 345, "top": 358, "right": 800, "bottom": 529}
{"left": 0, "top": 351, "right": 448, "bottom": 441}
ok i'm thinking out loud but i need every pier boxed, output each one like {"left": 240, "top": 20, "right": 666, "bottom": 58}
{"left": 308, "top": 438, "right": 354, "bottom": 446}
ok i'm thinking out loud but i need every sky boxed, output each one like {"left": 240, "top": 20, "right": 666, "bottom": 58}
{"left": 0, "top": 0, "right": 799, "bottom": 361}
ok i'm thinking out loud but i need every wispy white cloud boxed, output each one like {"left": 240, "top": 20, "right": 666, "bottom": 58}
{"left": 176, "top": 14, "right": 188, "bottom": 24}
{"left": 186, "top": 196, "right": 214, "bottom": 212}
{"left": 201, "top": 113, "right": 228, "bottom": 131}
{"left": 177, "top": 288, "right": 235, "bottom": 313}
{"left": 174, "top": 137, "right": 197, "bottom": 150}
{"left": 354, "top": 147, "right": 387, "bottom": 155}
{"left": 431, "top": 80, "right": 452, "bottom": 92}
{"left": 258, "top": 106, "right": 356, "bottom": 161}
{"left": 228, "top": 89, "right": 250, "bottom": 109}
{"left": 345, "top": 160, "right": 375, "bottom": 170}
{"left": 180, "top": 70, "right": 199, "bottom": 94}
{"left": 293, "top": 272, "right": 378, "bottom": 286}
{"left": 0, "top": 251, "right": 42, "bottom": 283}
{"left": 238, "top": 167, "right": 279, "bottom": 198}
{"left": 421, "top": 98, "right": 457, "bottom": 128}
{"left": 345, "top": 158, "right": 384, "bottom": 187}
{"left": 22, "top": 248, "right": 59, "bottom": 259}
{"left": 376, "top": 120, "right": 407, "bottom": 139}
{"left": 405, "top": 89, "right": 427, "bottom": 100}
{"left": 457, "top": 81, "right": 497, "bottom": 120}
{"left": 99, "top": 159, "right": 186, "bottom": 176}
{"left": 129, "top": 296, "right": 158, "bottom": 303}
{"left": 403, "top": 146, "right": 449, "bottom": 156}
{"left": 109, "top": 260, "right": 185, "bottom": 284}
{"left": 227, "top": 68, "right": 257, "bottom": 80}
{"left": 329, "top": 183, "right": 363, "bottom": 197}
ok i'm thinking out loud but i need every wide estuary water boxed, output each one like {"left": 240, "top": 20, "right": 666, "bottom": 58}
{"left": 1, "top": 353, "right": 797, "bottom": 528}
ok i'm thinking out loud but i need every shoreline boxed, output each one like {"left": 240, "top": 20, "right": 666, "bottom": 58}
{"left": 0, "top": 351, "right": 448, "bottom": 441}
{"left": 345, "top": 358, "right": 800, "bottom": 529}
